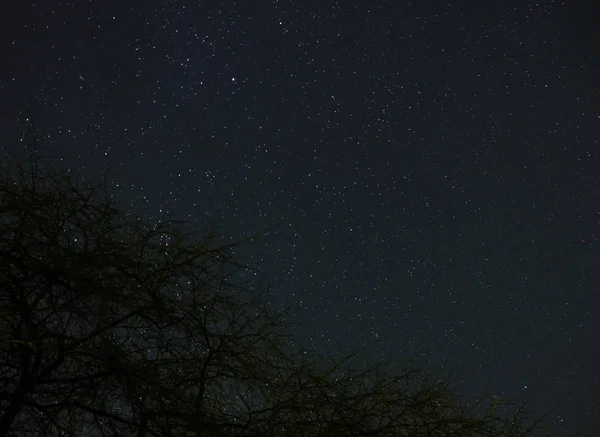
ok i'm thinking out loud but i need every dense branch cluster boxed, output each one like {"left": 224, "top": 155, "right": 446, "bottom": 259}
{"left": 0, "top": 158, "right": 564, "bottom": 437}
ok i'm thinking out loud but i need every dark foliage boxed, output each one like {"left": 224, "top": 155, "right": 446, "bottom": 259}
{"left": 0, "top": 156, "right": 572, "bottom": 437}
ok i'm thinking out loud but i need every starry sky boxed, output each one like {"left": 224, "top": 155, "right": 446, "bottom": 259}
{"left": 1, "top": 1, "right": 599, "bottom": 435}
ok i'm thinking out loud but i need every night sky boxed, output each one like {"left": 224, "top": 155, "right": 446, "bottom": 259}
{"left": 1, "top": 1, "right": 599, "bottom": 435}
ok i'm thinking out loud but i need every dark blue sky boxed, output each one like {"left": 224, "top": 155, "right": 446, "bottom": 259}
{"left": 1, "top": 1, "right": 599, "bottom": 435}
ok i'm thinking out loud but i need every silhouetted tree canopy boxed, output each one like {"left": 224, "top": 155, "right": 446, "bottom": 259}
{"left": 0, "top": 154, "right": 572, "bottom": 437}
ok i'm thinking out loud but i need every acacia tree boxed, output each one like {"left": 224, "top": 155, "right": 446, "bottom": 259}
{"left": 0, "top": 155, "right": 572, "bottom": 437}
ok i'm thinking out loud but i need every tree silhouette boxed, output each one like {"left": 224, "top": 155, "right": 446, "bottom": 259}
{"left": 0, "top": 153, "right": 575, "bottom": 437}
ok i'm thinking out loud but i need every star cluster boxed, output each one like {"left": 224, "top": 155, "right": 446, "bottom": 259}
{"left": 1, "top": 1, "right": 599, "bottom": 435}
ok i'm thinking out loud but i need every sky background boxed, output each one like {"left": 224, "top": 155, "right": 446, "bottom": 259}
{"left": 1, "top": 1, "right": 599, "bottom": 435}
